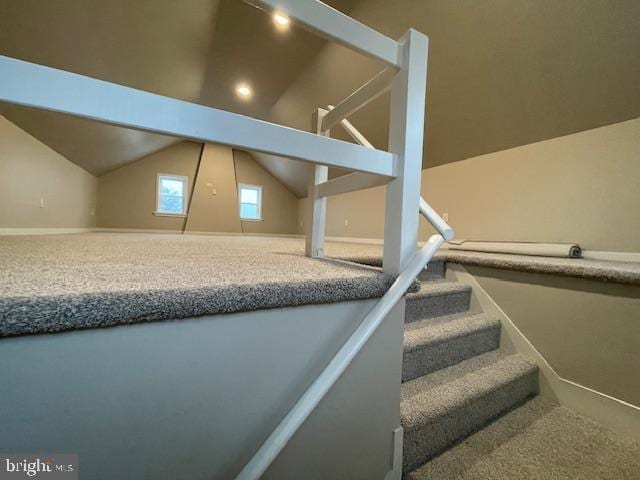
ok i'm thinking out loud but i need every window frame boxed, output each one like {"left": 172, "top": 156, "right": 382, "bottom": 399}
{"left": 238, "top": 183, "right": 263, "bottom": 221}
{"left": 155, "top": 173, "right": 189, "bottom": 217}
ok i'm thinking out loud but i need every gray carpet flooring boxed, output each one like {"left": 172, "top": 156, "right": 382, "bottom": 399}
{"left": 408, "top": 396, "right": 640, "bottom": 480}
{"left": 326, "top": 243, "right": 640, "bottom": 285}
{"left": 0, "top": 234, "right": 394, "bottom": 337}
{"left": 442, "top": 250, "right": 640, "bottom": 285}
{"left": 2, "top": 234, "right": 637, "bottom": 336}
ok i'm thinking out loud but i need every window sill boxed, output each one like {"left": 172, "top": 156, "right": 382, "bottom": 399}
{"left": 241, "top": 218, "right": 264, "bottom": 223}
{"left": 153, "top": 212, "right": 187, "bottom": 218}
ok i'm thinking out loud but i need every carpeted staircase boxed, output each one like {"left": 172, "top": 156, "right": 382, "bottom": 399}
{"left": 402, "top": 259, "right": 539, "bottom": 476}
{"left": 400, "top": 259, "right": 640, "bottom": 479}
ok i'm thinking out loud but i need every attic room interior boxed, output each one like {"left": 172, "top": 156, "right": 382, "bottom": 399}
{"left": 0, "top": 0, "right": 639, "bottom": 479}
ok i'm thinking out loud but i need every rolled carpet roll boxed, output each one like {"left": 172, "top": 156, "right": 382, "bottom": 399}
{"left": 446, "top": 240, "right": 582, "bottom": 258}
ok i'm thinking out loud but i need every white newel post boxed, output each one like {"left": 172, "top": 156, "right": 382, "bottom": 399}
{"left": 383, "top": 29, "right": 429, "bottom": 275}
{"left": 305, "top": 108, "right": 329, "bottom": 258}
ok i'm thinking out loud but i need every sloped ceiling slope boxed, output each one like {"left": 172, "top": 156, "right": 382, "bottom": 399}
{"left": 255, "top": 0, "right": 640, "bottom": 197}
{"left": 0, "top": 0, "right": 357, "bottom": 177}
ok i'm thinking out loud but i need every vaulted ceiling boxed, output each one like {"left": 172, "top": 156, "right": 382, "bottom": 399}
{"left": 0, "top": 0, "right": 357, "bottom": 176}
{"left": 1, "top": 0, "right": 639, "bottom": 198}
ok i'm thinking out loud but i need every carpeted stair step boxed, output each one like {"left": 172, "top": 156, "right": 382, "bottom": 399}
{"left": 406, "top": 396, "right": 640, "bottom": 479}
{"left": 401, "top": 351, "right": 538, "bottom": 473}
{"left": 405, "top": 281, "right": 471, "bottom": 323}
{"left": 403, "top": 313, "right": 501, "bottom": 382}
{"left": 417, "top": 258, "right": 446, "bottom": 281}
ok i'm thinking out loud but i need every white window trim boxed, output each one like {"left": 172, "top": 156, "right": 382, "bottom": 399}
{"left": 238, "top": 183, "right": 263, "bottom": 221}
{"left": 155, "top": 173, "right": 188, "bottom": 217}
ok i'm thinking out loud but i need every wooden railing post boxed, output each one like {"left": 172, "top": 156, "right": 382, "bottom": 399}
{"left": 383, "top": 29, "right": 429, "bottom": 275}
{"left": 305, "top": 108, "right": 329, "bottom": 257}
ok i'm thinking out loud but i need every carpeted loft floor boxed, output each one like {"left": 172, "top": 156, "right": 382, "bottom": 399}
{"left": 2, "top": 233, "right": 638, "bottom": 337}
{"left": 408, "top": 396, "right": 640, "bottom": 480}
{"left": 0, "top": 233, "right": 393, "bottom": 337}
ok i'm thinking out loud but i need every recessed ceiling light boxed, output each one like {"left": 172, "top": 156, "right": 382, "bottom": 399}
{"left": 273, "top": 11, "right": 290, "bottom": 30}
{"left": 235, "top": 83, "right": 253, "bottom": 100}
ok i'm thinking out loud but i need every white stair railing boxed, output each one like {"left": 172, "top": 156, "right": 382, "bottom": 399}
{"left": 240, "top": 97, "right": 454, "bottom": 480}
{"left": 235, "top": 237, "right": 448, "bottom": 480}
{"left": 238, "top": 3, "right": 453, "bottom": 478}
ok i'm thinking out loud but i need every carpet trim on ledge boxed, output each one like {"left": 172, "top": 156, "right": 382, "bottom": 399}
{"left": 0, "top": 234, "right": 394, "bottom": 337}
{"left": 324, "top": 243, "right": 640, "bottom": 285}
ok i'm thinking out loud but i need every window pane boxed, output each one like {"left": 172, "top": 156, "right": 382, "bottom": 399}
{"left": 240, "top": 187, "right": 258, "bottom": 204}
{"left": 160, "top": 196, "right": 184, "bottom": 214}
{"left": 240, "top": 203, "right": 258, "bottom": 219}
{"left": 160, "top": 178, "right": 184, "bottom": 196}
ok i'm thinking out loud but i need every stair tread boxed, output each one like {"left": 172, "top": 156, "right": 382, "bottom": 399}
{"left": 404, "top": 313, "right": 500, "bottom": 352}
{"left": 407, "top": 281, "right": 470, "bottom": 300}
{"left": 401, "top": 352, "right": 537, "bottom": 431}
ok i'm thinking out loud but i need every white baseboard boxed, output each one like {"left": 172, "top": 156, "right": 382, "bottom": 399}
{"left": 325, "top": 235, "right": 384, "bottom": 245}
{"left": 446, "top": 263, "right": 640, "bottom": 440}
{"left": 93, "top": 228, "right": 304, "bottom": 238}
{"left": 186, "top": 231, "right": 303, "bottom": 239}
{"left": 0, "top": 227, "right": 93, "bottom": 236}
{"left": 92, "top": 227, "right": 183, "bottom": 235}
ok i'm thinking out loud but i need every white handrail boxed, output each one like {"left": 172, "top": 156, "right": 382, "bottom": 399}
{"left": 235, "top": 234, "right": 446, "bottom": 480}
{"left": 420, "top": 197, "right": 455, "bottom": 241}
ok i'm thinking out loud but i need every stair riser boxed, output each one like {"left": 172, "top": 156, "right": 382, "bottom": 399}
{"left": 402, "top": 369, "right": 538, "bottom": 473}
{"left": 418, "top": 261, "right": 445, "bottom": 281}
{"left": 402, "top": 326, "right": 501, "bottom": 382}
{"left": 405, "top": 290, "right": 471, "bottom": 323}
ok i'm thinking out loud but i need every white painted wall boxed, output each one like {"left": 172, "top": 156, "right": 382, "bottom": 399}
{"left": 0, "top": 299, "right": 404, "bottom": 480}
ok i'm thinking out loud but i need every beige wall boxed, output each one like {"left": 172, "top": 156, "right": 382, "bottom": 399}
{"left": 185, "top": 143, "right": 242, "bottom": 234}
{"left": 299, "top": 118, "right": 640, "bottom": 252}
{"left": 98, "top": 142, "right": 298, "bottom": 234}
{"left": 0, "top": 115, "right": 97, "bottom": 229}
{"left": 234, "top": 150, "right": 298, "bottom": 235}
{"left": 467, "top": 266, "right": 640, "bottom": 407}
{"left": 97, "top": 141, "right": 201, "bottom": 231}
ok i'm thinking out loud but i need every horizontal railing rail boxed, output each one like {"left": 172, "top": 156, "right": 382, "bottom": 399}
{"left": 236, "top": 234, "right": 446, "bottom": 480}
{"left": 0, "top": 55, "right": 396, "bottom": 177}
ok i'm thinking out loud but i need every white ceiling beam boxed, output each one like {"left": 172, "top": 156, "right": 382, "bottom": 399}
{"left": 0, "top": 55, "right": 396, "bottom": 177}
{"left": 246, "top": 0, "right": 402, "bottom": 68}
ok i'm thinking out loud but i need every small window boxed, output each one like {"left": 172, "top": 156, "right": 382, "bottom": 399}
{"left": 156, "top": 174, "right": 188, "bottom": 215}
{"left": 239, "top": 184, "right": 262, "bottom": 220}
